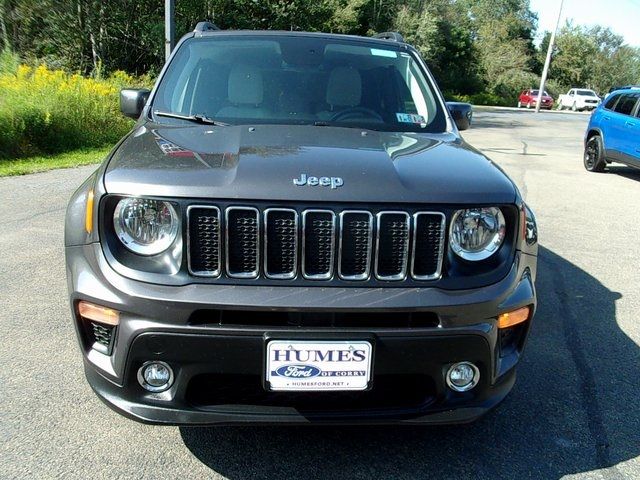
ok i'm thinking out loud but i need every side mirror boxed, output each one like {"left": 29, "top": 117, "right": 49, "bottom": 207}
{"left": 120, "top": 89, "right": 151, "bottom": 119}
{"left": 446, "top": 102, "right": 472, "bottom": 131}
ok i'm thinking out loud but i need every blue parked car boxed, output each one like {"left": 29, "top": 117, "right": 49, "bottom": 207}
{"left": 584, "top": 88, "right": 640, "bottom": 172}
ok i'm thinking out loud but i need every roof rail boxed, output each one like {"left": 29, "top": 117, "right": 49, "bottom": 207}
{"left": 194, "top": 21, "right": 220, "bottom": 34}
{"left": 373, "top": 32, "right": 404, "bottom": 42}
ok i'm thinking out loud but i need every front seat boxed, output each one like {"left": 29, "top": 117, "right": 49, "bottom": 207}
{"left": 189, "top": 60, "right": 227, "bottom": 115}
{"left": 216, "top": 64, "right": 269, "bottom": 119}
{"left": 317, "top": 66, "right": 362, "bottom": 120}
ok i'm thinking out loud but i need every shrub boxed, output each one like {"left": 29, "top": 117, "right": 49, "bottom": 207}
{"left": 0, "top": 61, "right": 153, "bottom": 159}
{"left": 543, "top": 79, "right": 565, "bottom": 98}
{"left": 0, "top": 50, "right": 20, "bottom": 75}
{"left": 443, "top": 91, "right": 511, "bottom": 107}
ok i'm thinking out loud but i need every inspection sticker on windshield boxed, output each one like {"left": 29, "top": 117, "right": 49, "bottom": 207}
{"left": 266, "top": 340, "right": 372, "bottom": 391}
{"left": 370, "top": 48, "right": 397, "bottom": 58}
{"left": 396, "top": 113, "right": 426, "bottom": 124}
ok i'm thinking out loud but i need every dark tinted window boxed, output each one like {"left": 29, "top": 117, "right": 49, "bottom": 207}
{"left": 614, "top": 94, "right": 639, "bottom": 116}
{"left": 604, "top": 94, "right": 619, "bottom": 110}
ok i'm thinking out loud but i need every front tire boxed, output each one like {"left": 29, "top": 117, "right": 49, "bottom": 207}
{"left": 584, "top": 135, "right": 606, "bottom": 172}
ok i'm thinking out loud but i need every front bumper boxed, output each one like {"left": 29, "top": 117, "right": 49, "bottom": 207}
{"left": 67, "top": 243, "right": 537, "bottom": 425}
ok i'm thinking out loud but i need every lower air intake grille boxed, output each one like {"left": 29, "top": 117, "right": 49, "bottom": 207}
{"left": 90, "top": 322, "right": 115, "bottom": 355}
{"left": 187, "top": 374, "right": 436, "bottom": 414}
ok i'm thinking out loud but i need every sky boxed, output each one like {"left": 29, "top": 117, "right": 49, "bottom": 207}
{"left": 529, "top": 0, "right": 640, "bottom": 47}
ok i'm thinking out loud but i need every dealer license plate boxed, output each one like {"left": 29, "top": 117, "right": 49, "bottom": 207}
{"left": 266, "top": 340, "right": 373, "bottom": 391}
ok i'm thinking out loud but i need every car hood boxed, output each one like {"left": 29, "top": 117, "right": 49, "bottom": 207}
{"left": 104, "top": 124, "right": 516, "bottom": 204}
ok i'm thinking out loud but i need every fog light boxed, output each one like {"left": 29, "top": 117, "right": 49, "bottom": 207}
{"left": 446, "top": 362, "right": 480, "bottom": 392}
{"left": 137, "top": 361, "right": 174, "bottom": 392}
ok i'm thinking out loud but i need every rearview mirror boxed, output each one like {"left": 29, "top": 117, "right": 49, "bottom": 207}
{"left": 120, "top": 89, "right": 151, "bottom": 119}
{"left": 446, "top": 102, "right": 473, "bottom": 131}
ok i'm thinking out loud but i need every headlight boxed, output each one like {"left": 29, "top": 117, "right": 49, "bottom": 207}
{"left": 450, "top": 207, "right": 506, "bottom": 261}
{"left": 113, "top": 197, "right": 179, "bottom": 255}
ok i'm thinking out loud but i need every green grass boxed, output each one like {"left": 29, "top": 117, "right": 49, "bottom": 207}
{"left": 0, "top": 57, "right": 149, "bottom": 159}
{"left": 0, "top": 147, "right": 109, "bottom": 176}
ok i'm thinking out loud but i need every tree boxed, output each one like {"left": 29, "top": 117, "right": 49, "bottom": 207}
{"left": 324, "top": 0, "right": 369, "bottom": 34}
{"left": 392, "top": 0, "right": 480, "bottom": 94}
{"left": 548, "top": 23, "right": 640, "bottom": 93}
{"left": 2, "top": 0, "right": 636, "bottom": 102}
{"left": 459, "top": 0, "right": 539, "bottom": 97}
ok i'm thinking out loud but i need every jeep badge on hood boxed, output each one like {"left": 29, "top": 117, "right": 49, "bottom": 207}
{"left": 293, "top": 174, "right": 344, "bottom": 189}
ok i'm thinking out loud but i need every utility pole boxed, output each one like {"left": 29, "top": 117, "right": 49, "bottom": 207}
{"left": 536, "top": 0, "right": 564, "bottom": 113}
{"left": 165, "top": 0, "right": 175, "bottom": 62}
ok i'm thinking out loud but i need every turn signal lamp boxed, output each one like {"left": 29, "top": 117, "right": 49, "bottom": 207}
{"left": 497, "top": 306, "right": 530, "bottom": 329}
{"left": 78, "top": 301, "right": 120, "bottom": 326}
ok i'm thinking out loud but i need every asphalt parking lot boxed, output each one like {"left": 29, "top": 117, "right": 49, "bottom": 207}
{"left": 1, "top": 108, "right": 639, "bottom": 479}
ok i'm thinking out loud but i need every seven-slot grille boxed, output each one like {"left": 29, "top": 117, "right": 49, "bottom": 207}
{"left": 187, "top": 206, "right": 446, "bottom": 282}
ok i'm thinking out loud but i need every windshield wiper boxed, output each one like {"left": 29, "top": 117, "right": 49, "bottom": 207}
{"left": 153, "top": 110, "right": 228, "bottom": 126}
{"left": 313, "top": 121, "right": 375, "bottom": 130}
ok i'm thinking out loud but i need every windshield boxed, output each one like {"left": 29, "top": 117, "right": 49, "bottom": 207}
{"left": 577, "top": 89, "right": 597, "bottom": 96}
{"left": 152, "top": 35, "right": 446, "bottom": 132}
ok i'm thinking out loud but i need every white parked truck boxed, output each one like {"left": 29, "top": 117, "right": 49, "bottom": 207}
{"left": 557, "top": 88, "right": 601, "bottom": 111}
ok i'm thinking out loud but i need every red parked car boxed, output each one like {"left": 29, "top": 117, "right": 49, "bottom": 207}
{"left": 518, "top": 89, "right": 554, "bottom": 109}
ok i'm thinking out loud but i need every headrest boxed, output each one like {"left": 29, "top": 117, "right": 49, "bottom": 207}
{"left": 228, "top": 64, "right": 263, "bottom": 105}
{"left": 326, "top": 67, "right": 362, "bottom": 107}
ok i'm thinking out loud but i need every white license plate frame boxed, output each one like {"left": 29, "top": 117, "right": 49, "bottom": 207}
{"left": 265, "top": 340, "right": 373, "bottom": 392}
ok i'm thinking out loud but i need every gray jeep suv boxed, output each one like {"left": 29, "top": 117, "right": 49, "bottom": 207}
{"left": 65, "top": 24, "right": 538, "bottom": 425}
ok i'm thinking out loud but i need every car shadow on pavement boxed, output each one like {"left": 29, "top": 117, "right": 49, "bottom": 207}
{"left": 180, "top": 246, "right": 638, "bottom": 479}
{"left": 467, "top": 119, "right": 525, "bottom": 130}
{"left": 606, "top": 165, "right": 640, "bottom": 182}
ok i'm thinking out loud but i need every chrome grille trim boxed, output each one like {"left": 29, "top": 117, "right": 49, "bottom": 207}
{"left": 225, "top": 206, "right": 260, "bottom": 279}
{"left": 374, "top": 211, "right": 410, "bottom": 281}
{"left": 263, "top": 208, "right": 298, "bottom": 280}
{"left": 301, "top": 209, "right": 336, "bottom": 280}
{"left": 188, "top": 205, "right": 447, "bottom": 283}
{"left": 411, "top": 212, "right": 446, "bottom": 280}
{"left": 338, "top": 210, "right": 374, "bottom": 281}
{"left": 186, "top": 205, "right": 222, "bottom": 277}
